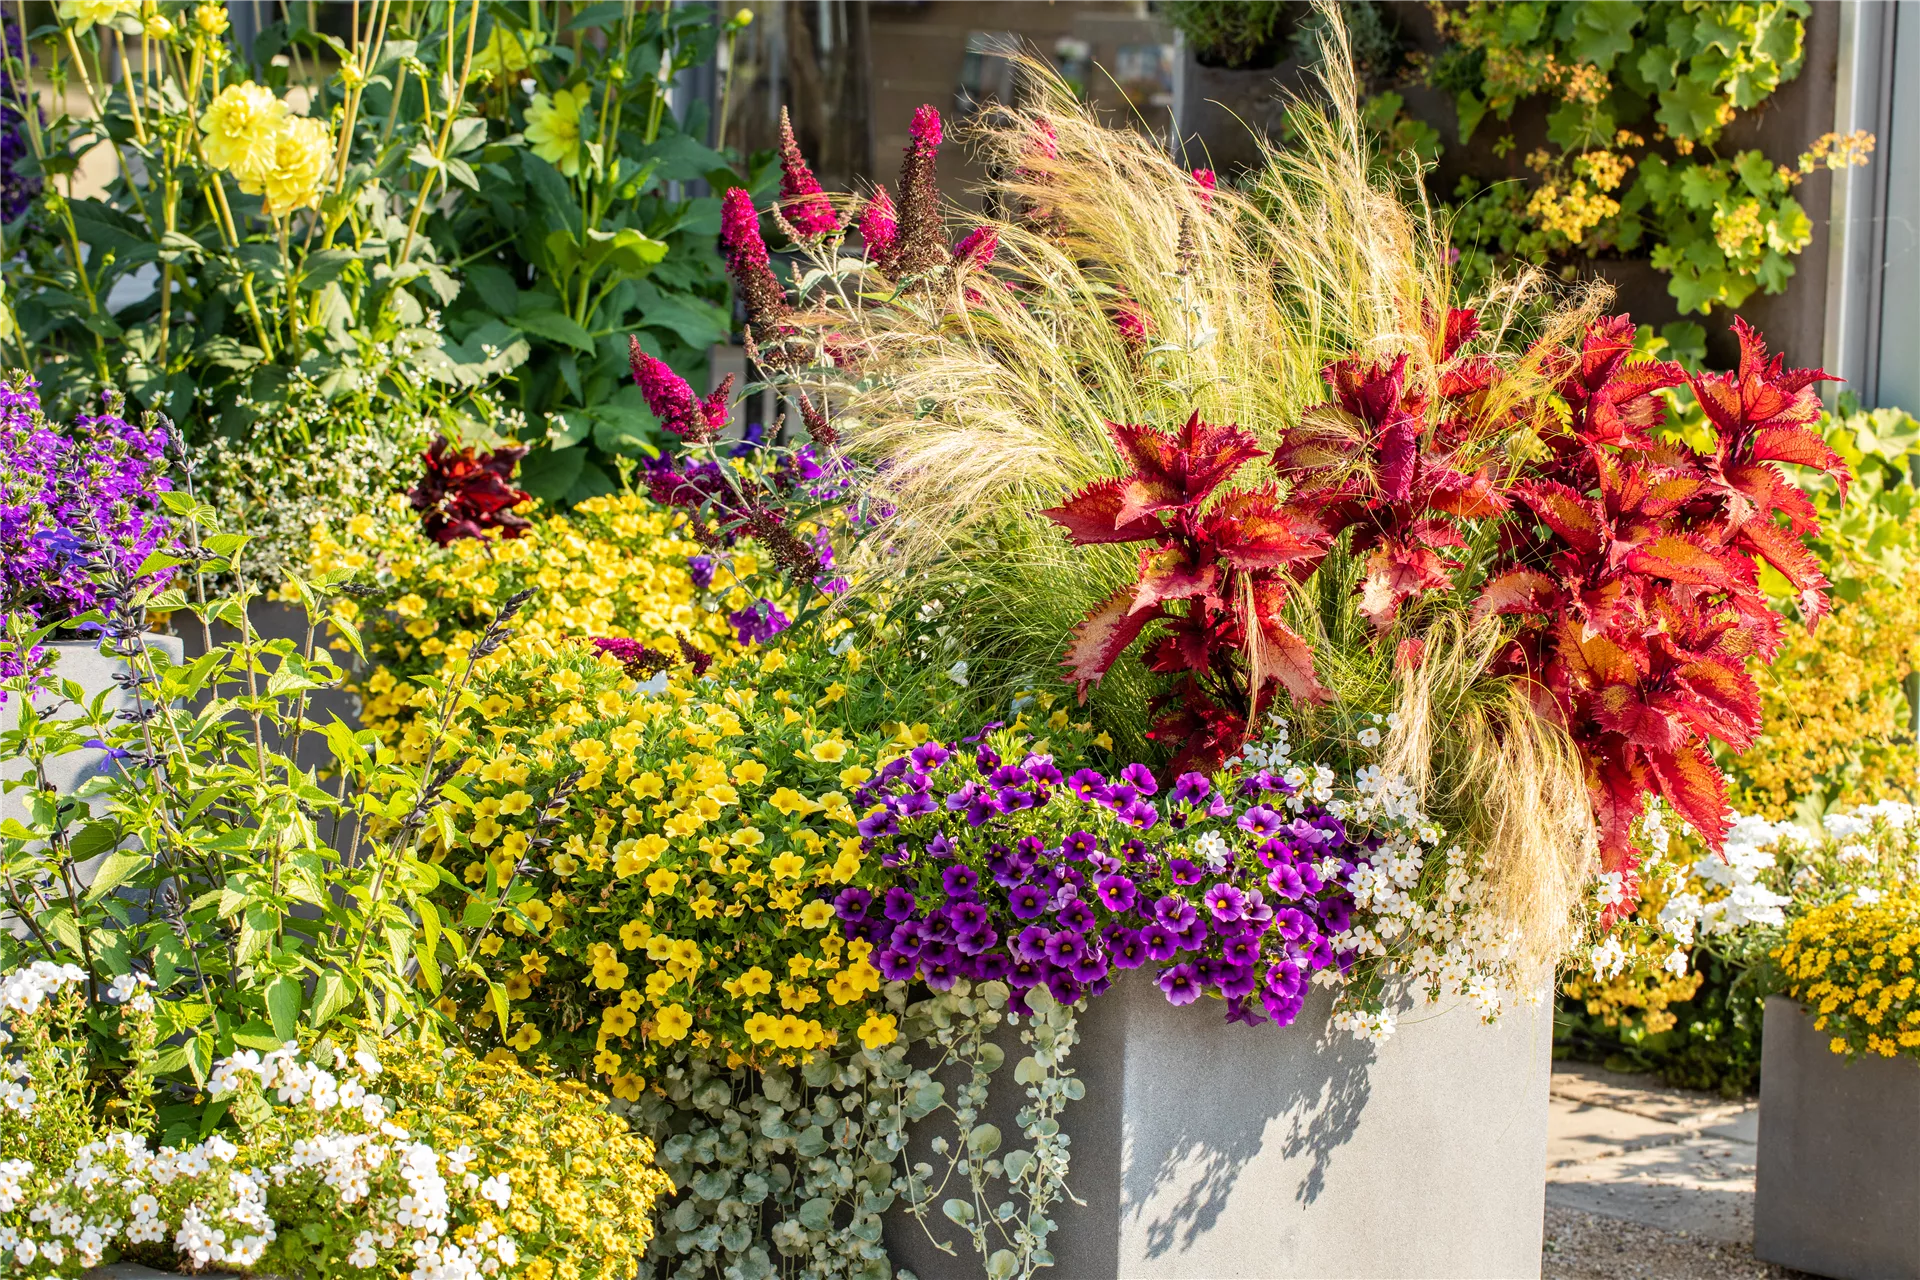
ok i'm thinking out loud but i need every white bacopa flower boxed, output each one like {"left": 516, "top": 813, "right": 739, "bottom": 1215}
{"left": 479, "top": 1173, "right": 511, "bottom": 1208}
{"left": 945, "top": 659, "right": 969, "bottom": 687}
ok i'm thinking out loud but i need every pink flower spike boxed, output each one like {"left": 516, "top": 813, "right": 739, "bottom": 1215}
{"left": 1192, "top": 168, "right": 1216, "bottom": 210}
{"left": 777, "top": 107, "right": 839, "bottom": 239}
{"left": 719, "top": 187, "right": 791, "bottom": 332}
{"left": 893, "top": 104, "right": 950, "bottom": 275}
{"left": 630, "top": 337, "right": 731, "bottom": 443}
{"left": 861, "top": 186, "right": 899, "bottom": 268}
{"left": 953, "top": 225, "right": 998, "bottom": 269}
{"left": 909, "top": 103, "right": 943, "bottom": 151}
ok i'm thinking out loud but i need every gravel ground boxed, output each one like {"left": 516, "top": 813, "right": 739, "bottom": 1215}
{"left": 1543, "top": 1206, "right": 1820, "bottom": 1280}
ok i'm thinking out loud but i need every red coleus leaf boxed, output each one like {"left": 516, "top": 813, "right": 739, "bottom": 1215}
{"left": 1441, "top": 307, "right": 1480, "bottom": 361}
{"left": 1356, "top": 535, "right": 1460, "bottom": 632}
{"left": 1662, "top": 653, "right": 1762, "bottom": 751}
{"left": 1246, "top": 576, "right": 1330, "bottom": 705}
{"left": 1734, "top": 516, "right": 1833, "bottom": 627}
{"left": 1647, "top": 740, "right": 1731, "bottom": 852}
{"left": 1202, "top": 487, "right": 1330, "bottom": 573}
{"left": 1427, "top": 464, "right": 1511, "bottom": 518}
{"left": 1144, "top": 610, "right": 1227, "bottom": 676}
{"left": 1589, "top": 744, "right": 1651, "bottom": 873}
{"left": 1061, "top": 587, "right": 1164, "bottom": 701}
{"left": 1107, "top": 412, "right": 1265, "bottom": 524}
{"left": 1560, "top": 315, "right": 1686, "bottom": 449}
{"left": 1040, "top": 479, "right": 1166, "bottom": 545}
{"left": 1514, "top": 481, "right": 1606, "bottom": 555}
{"left": 1622, "top": 533, "right": 1754, "bottom": 592}
{"left": 1131, "top": 541, "right": 1218, "bottom": 613}
{"left": 1321, "top": 354, "right": 1427, "bottom": 502}
{"left": 1472, "top": 568, "right": 1560, "bottom": 621}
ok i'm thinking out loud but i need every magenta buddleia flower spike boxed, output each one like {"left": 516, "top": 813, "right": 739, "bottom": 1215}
{"left": 777, "top": 107, "right": 839, "bottom": 239}
{"left": 892, "top": 104, "right": 950, "bottom": 276}
{"left": 720, "top": 187, "right": 791, "bottom": 335}
{"left": 1192, "top": 168, "right": 1217, "bottom": 210}
{"left": 952, "top": 225, "right": 998, "bottom": 270}
{"left": 861, "top": 186, "right": 900, "bottom": 269}
{"left": 629, "top": 336, "right": 733, "bottom": 443}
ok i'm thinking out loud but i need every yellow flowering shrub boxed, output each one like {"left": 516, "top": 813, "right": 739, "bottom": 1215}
{"left": 1728, "top": 571, "right": 1920, "bottom": 821}
{"left": 1774, "top": 888, "right": 1920, "bottom": 1060}
{"left": 309, "top": 491, "right": 798, "bottom": 758}
{"left": 381, "top": 1040, "right": 673, "bottom": 1278}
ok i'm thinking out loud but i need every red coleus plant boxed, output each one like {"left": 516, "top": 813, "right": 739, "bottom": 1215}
{"left": 1041, "top": 413, "right": 1335, "bottom": 772}
{"left": 408, "top": 437, "right": 532, "bottom": 546}
{"left": 1476, "top": 316, "right": 1846, "bottom": 886}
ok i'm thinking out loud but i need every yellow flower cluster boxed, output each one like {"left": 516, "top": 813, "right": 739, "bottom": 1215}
{"left": 309, "top": 491, "right": 795, "bottom": 759}
{"left": 1728, "top": 572, "right": 1920, "bottom": 819}
{"left": 382, "top": 1041, "right": 672, "bottom": 1279}
{"left": 1774, "top": 889, "right": 1920, "bottom": 1060}
{"left": 435, "top": 631, "right": 943, "bottom": 1095}
{"left": 199, "top": 81, "right": 333, "bottom": 216}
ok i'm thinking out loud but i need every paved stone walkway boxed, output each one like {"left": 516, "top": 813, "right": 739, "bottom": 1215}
{"left": 1542, "top": 1062, "right": 1815, "bottom": 1280}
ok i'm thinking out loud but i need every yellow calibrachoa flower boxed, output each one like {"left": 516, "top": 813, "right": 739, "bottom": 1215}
{"left": 200, "top": 82, "right": 288, "bottom": 186}
{"left": 525, "top": 83, "right": 590, "bottom": 177}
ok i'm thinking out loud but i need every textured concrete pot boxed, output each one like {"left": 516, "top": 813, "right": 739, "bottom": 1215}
{"left": 0, "top": 636, "right": 185, "bottom": 828}
{"left": 1755, "top": 995, "right": 1920, "bottom": 1278}
{"left": 885, "top": 969, "right": 1551, "bottom": 1280}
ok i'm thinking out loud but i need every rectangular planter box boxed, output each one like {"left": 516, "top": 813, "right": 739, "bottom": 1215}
{"left": 1755, "top": 994, "right": 1920, "bottom": 1278}
{"left": 886, "top": 968, "right": 1551, "bottom": 1279}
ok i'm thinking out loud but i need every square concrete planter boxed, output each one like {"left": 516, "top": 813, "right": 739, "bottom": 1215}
{"left": 886, "top": 969, "right": 1551, "bottom": 1279}
{"left": 1755, "top": 994, "right": 1920, "bottom": 1278}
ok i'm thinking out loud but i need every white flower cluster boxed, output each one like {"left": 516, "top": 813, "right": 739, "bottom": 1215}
{"left": 1235, "top": 715, "right": 1526, "bottom": 1044}
{"left": 0, "top": 1027, "right": 521, "bottom": 1280}
{"left": 0, "top": 964, "right": 83, "bottom": 1023}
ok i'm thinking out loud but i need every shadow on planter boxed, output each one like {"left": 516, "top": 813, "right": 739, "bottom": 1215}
{"left": 886, "top": 968, "right": 1550, "bottom": 1280}
{"left": 1755, "top": 994, "right": 1920, "bottom": 1279}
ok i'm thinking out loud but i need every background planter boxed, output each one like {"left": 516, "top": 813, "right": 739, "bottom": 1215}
{"left": 1754, "top": 994, "right": 1920, "bottom": 1279}
{"left": 886, "top": 969, "right": 1551, "bottom": 1280}
{"left": 0, "top": 636, "right": 185, "bottom": 828}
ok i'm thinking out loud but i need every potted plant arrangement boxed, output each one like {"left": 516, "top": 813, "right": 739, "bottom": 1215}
{"left": 0, "top": 7, "right": 1857, "bottom": 1278}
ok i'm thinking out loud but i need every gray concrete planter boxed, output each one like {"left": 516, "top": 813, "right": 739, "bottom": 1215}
{"left": 1, "top": 635, "right": 185, "bottom": 827}
{"left": 1755, "top": 994, "right": 1920, "bottom": 1278}
{"left": 886, "top": 969, "right": 1551, "bottom": 1279}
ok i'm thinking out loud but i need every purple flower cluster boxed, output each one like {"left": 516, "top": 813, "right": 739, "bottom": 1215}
{"left": 728, "top": 598, "right": 791, "bottom": 647}
{"left": 828, "top": 739, "right": 1368, "bottom": 1027}
{"left": 1, "top": 14, "right": 38, "bottom": 224}
{"left": 0, "top": 377, "right": 175, "bottom": 688}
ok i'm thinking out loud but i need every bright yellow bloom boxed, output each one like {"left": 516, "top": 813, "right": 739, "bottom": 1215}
{"left": 526, "top": 84, "right": 590, "bottom": 177}
{"left": 58, "top": 0, "right": 138, "bottom": 35}
{"left": 644, "top": 868, "right": 679, "bottom": 897}
{"left": 470, "top": 23, "right": 537, "bottom": 79}
{"left": 800, "top": 900, "right": 835, "bottom": 929}
{"left": 737, "top": 966, "right": 773, "bottom": 998}
{"left": 192, "top": 2, "right": 228, "bottom": 36}
{"left": 732, "top": 760, "right": 768, "bottom": 787}
{"left": 601, "top": 1006, "right": 636, "bottom": 1038}
{"left": 255, "top": 114, "right": 332, "bottom": 215}
{"left": 200, "top": 83, "right": 288, "bottom": 186}
{"left": 857, "top": 1012, "right": 898, "bottom": 1049}
{"left": 769, "top": 852, "right": 805, "bottom": 880}
{"left": 508, "top": 1023, "right": 542, "bottom": 1050}
{"left": 654, "top": 1003, "right": 692, "bottom": 1043}
{"left": 809, "top": 738, "right": 848, "bottom": 764}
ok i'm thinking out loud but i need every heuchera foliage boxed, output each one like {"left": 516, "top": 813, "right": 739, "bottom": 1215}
{"left": 1044, "top": 313, "right": 1844, "bottom": 891}
{"left": 1477, "top": 317, "right": 1845, "bottom": 884}
{"left": 407, "top": 437, "right": 532, "bottom": 546}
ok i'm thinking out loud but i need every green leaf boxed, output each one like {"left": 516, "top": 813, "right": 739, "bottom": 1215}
{"left": 1656, "top": 74, "right": 1725, "bottom": 142}
{"left": 265, "top": 975, "right": 302, "bottom": 1041}
{"left": 941, "top": 1198, "right": 974, "bottom": 1225}
{"left": 463, "top": 263, "right": 520, "bottom": 317}
{"left": 69, "top": 821, "right": 122, "bottom": 861}
{"left": 632, "top": 284, "right": 729, "bottom": 350}
{"left": 309, "top": 972, "right": 355, "bottom": 1027}
{"left": 510, "top": 308, "right": 596, "bottom": 354}
{"left": 85, "top": 850, "right": 148, "bottom": 900}
{"left": 966, "top": 1123, "right": 1002, "bottom": 1156}
{"left": 797, "top": 1197, "right": 833, "bottom": 1230}
{"left": 517, "top": 444, "right": 588, "bottom": 502}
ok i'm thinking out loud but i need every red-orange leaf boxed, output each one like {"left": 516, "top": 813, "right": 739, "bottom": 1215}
{"left": 1040, "top": 480, "right": 1166, "bottom": 545}
{"left": 1061, "top": 587, "right": 1163, "bottom": 701}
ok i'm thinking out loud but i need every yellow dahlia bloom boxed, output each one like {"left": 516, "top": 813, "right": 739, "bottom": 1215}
{"left": 257, "top": 115, "right": 332, "bottom": 215}
{"left": 470, "top": 24, "right": 537, "bottom": 80}
{"left": 199, "top": 82, "right": 287, "bottom": 186}
{"left": 192, "top": 2, "right": 228, "bottom": 37}
{"left": 57, "top": 0, "right": 138, "bottom": 35}
{"left": 525, "top": 83, "right": 589, "bottom": 177}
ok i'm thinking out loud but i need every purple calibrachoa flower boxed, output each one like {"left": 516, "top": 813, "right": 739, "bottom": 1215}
{"left": 727, "top": 598, "right": 791, "bottom": 647}
{"left": 823, "top": 729, "right": 1367, "bottom": 1028}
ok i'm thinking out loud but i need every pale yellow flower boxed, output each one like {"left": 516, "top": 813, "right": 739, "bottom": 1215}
{"left": 200, "top": 82, "right": 288, "bottom": 186}
{"left": 58, "top": 0, "right": 138, "bottom": 35}
{"left": 192, "top": 2, "right": 228, "bottom": 37}
{"left": 470, "top": 24, "right": 537, "bottom": 80}
{"left": 256, "top": 114, "right": 332, "bottom": 215}
{"left": 525, "top": 83, "right": 590, "bottom": 177}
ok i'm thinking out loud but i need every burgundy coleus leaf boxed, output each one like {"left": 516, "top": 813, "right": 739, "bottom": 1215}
{"left": 1144, "top": 609, "right": 1227, "bottom": 676}
{"left": 1061, "top": 586, "right": 1164, "bottom": 701}
{"left": 1440, "top": 307, "right": 1480, "bottom": 362}
{"left": 1560, "top": 315, "right": 1687, "bottom": 449}
{"left": 1724, "top": 462, "right": 1819, "bottom": 535}
{"left": 1589, "top": 744, "right": 1652, "bottom": 875}
{"left": 1322, "top": 354, "right": 1427, "bottom": 502}
{"left": 1247, "top": 576, "right": 1330, "bottom": 704}
{"left": 1271, "top": 403, "right": 1367, "bottom": 476}
{"left": 1426, "top": 464, "right": 1511, "bottom": 518}
{"left": 1131, "top": 541, "right": 1218, "bottom": 613}
{"left": 1591, "top": 681, "right": 1688, "bottom": 754}
{"left": 1040, "top": 479, "right": 1167, "bottom": 545}
{"left": 1201, "top": 487, "right": 1332, "bottom": 574}
{"left": 1660, "top": 653, "right": 1762, "bottom": 751}
{"left": 1106, "top": 412, "right": 1265, "bottom": 525}
{"left": 1692, "top": 318, "right": 1845, "bottom": 494}
{"left": 1733, "top": 517, "right": 1833, "bottom": 626}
